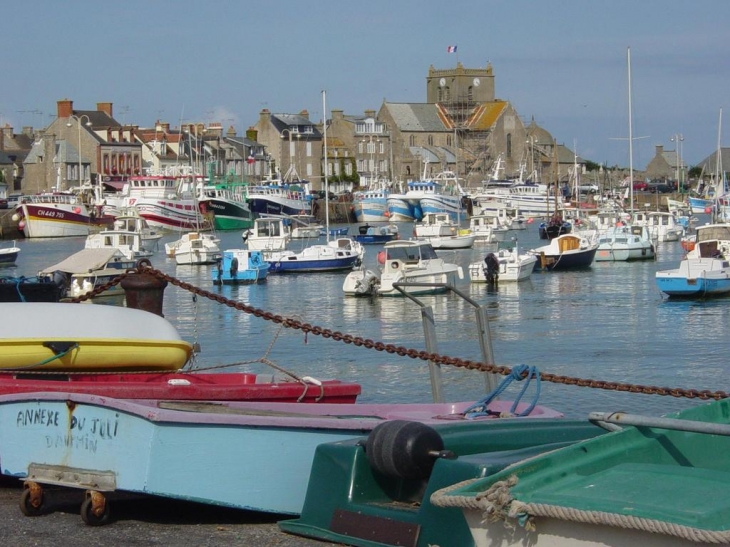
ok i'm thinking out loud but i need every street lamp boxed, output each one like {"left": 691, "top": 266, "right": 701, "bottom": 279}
{"left": 670, "top": 134, "right": 684, "bottom": 192}
{"left": 66, "top": 114, "right": 92, "bottom": 188}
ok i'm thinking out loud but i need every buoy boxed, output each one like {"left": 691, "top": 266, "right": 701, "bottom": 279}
{"left": 18, "top": 220, "right": 25, "bottom": 230}
{"left": 365, "top": 420, "right": 445, "bottom": 480}
{"left": 705, "top": 207, "right": 712, "bottom": 214}
{"left": 11, "top": 213, "right": 19, "bottom": 222}
{"left": 527, "top": 218, "right": 534, "bottom": 224}
{"left": 73, "top": 206, "right": 82, "bottom": 214}
{"left": 377, "top": 250, "right": 386, "bottom": 265}
{"left": 383, "top": 210, "right": 390, "bottom": 218}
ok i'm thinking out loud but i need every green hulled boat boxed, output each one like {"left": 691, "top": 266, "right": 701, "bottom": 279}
{"left": 199, "top": 178, "right": 254, "bottom": 231}
{"left": 279, "top": 419, "right": 604, "bottom": 547}
{"left": 432, "top": 398, "right": 730, "bottom": 546}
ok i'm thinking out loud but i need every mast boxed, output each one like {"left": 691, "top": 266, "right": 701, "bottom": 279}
{"left": 713, "top": 107, "right": 723, "bottom": 223}
{"left": 628, "top": 47, "right": 635, "bottom": 213}
{"left": 323, "top": 90, "right": 330, "bottom": 241}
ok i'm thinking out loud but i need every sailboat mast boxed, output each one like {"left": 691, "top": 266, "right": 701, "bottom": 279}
{"left": 322, "top": 90, "right": 330, "bottom": 241}
{"left": 628, "top": 46, "right": 635, "bottom": 212}
{"left": 714, "top": 107, "right": 723, "bottom": 223}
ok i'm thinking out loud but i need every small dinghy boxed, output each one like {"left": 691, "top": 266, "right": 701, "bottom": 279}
{"left": 0, "top": 303, "right": 193, "bottom": 371}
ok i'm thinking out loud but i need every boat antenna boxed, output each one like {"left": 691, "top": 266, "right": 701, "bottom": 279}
{"left": 323, "top": 90, "right": 330, "bottom": 242}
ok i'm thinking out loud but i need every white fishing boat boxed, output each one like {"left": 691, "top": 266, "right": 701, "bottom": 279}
{"left": 469, "top": 214, "right": 509, "bottom": 243}
{"left": 244, "top": 217, "right": 291, "bottom": 252}
{"left": 633, "top": 211, "right": 684, "bottom": 242}
{"left": 386, "top": 162, "right": 465, "bottom": 222}
{"left": 469, "top": 245, "right": 537, "bottom": 283}
{"left": 595, "top": 224, "right": 656, "bottom": 262}
{"left": 165, "top": 232, "right": 221, "bottom": 265}
{"left": 85, "top": 213, "right": 157, "bottom": 261}
{"left": 377, "top": 239, "right": 464, "bottom": 296}
{"left": 14, "top": 192, "right": 110, "bottom": 238}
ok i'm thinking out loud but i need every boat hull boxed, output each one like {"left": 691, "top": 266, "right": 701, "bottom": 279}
{"left": 0, "top": 303, "right": 192, "bottom": 371}
{"left": 434, "top": 398, "right": 730, "bottom": 547}
{"left": 19, "top": 203, "right": 92, "bottom": 238}
{"left": 205, "top": 199, "right": 254, "bottom": 231}
{"left": 0, "top": 372, "right": 360, "bottom": 403}
{"left": 0, "top": 393, "right": 560, "bottom": 516}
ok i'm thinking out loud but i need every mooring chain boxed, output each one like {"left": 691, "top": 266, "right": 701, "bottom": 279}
{"left": 99, "top": 265, "right": 730, "bottom": 402}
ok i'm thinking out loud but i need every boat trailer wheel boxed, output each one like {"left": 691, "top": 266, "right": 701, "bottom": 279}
{"left": 19, "top": 481, "right": 46, "bottom": 517}
{"left": 80, "top": 490, "right": 111, "bottom": 526}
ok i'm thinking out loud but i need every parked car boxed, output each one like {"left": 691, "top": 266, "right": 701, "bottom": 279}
{"left": 6, "top": 193, "right": 23, "bottom": 208}
{"left": 0, "top": 198, "right": 7, "bottom": 209}
{"left": 649, "top": 183, "right": 673, "bottom": 194}
{"left": 632, "top": 181, "right": 648, "bottom": 192}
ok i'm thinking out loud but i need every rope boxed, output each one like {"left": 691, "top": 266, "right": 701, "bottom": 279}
{"left": 435, "top": 474, "right": 730, "bottom": 543}
{"left": 463, "top": 365, "right": 541, "bottom": 418}
{"left": 14, "top": 343, "right": 80, "bottom": 370}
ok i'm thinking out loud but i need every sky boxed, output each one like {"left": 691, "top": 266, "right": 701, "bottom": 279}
{"left": 4, "top": 0, "right": 729, "bottom": 172}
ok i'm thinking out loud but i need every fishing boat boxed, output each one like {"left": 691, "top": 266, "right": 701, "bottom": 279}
{"left": 244, "top": 217, "right": 291, "bottom": 251}
{"left": 289, "top": 214, "right": 323, "bottom": 239}
{"left": 632, "top": 211, "right": 684, "bottom": 242}
{"left": 431, "top": 397, "right": 730, "bottom": 547}
{"left": 469, "top": 245, "right": 537, "bottom": 283}
{"left": 0, "top": 389, "right": 562, "bottom": 522}
{"left": 352, "top": 223, "right": 399, "bottom": 245}
{"left": 0, "top": 240, "right": 21, "bottom": 265}
{"left": 197, "top": 180, "right": 254, "bottom": 231}
{"left": 386, "top": 163, "right": 465, "bottom": 222}
{"left": 414, "top": 212, "right": 476, "bottom": 249}
{"left": 529, "top": 233, "right": 598, "bottom": 271}
{"left": 14, "top": 192, "right": 111, "bottom": 238}
{"left": 375, "top": 239, "right": 464, "bottom": 296}
{"left": 352, "top": 181, "right": 393, "bottom": 223}
{"left": 0, "top": 371, "right": 359, "bottom": 403}
{"left": 38, "top": 247, "right": 137, "bottom": 300}
{"left": 266, "top": 238, "right": 362, "bottom": 273}
{"left": 246, "top": 174, "right": 312, "bottom": 219}
{"left": 281, "top": 418, "right": 605, "bottom": 547}
{"left": 655, "top": 223, "right": 730, "bottom": 297}
{"left": 0, "top": 302, "right": 192, "bottom": 371}
{"left": 469, "top": 215, "right": 508, "bottom": 243}
{"left": 165, "top": 232, "right": 221, "bottom": 265}
{"left": 84, "top": 214, "right": 156, "bottom": 261}
{"left": 595, "top": 224, "right": 656, "bottom": 262}
{"left": 212, "top": 249, "right": 269, "bottom": 284}
{"left": 124, "top": 167, "right": 211, "bottom": 232}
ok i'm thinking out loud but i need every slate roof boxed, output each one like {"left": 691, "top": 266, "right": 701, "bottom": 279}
{"left": 696, "top": 147, "right": 730, "bottom": 174}
{"left": 385, "top": 103, "right": 450, "bottom": 132}
{"left": 270, "top": 114, "right": 322, "bottom": 138}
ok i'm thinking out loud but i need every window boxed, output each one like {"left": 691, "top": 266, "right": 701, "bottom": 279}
{"left": 306, "top": 163, "right": 312, "bottom": 176}
{"left": 428, "top": 135, "right": 434, "bottom": 146}
{"left": 379, "top": 141, "right": 385, "bottom": 154}
{"left": 447, "top": 135, "right": 452, "bottom": 146}
{"left": 506, "top": 133, "right": 512, "bottom": 159}
{"left": 306, "top": 142, "right": 312, "bottom": 157}
{"left": 409, "top": 135, "right": 415, "bottom": 146}
{"left": 345, "top": 162, "right": 352, "bottom": 176}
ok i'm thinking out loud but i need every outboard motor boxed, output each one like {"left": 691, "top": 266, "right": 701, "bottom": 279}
{"left": 482, "top": 253, "right": 500, "bottom": 285}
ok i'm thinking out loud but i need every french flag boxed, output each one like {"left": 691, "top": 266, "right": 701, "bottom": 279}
{"left": 447, "top": 45, "right": 457, "bottom": 53}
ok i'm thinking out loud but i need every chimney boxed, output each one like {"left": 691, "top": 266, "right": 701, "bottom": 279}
{"left": 364, "top": 109, "right": 376, "bottom": 118}
{"left": 22, "top": 126, "right": 34, "bottom": 137}
{"left": 299, "top": 109, "right": 309, "bottom": 119}
{"left": 656, "top": 145, "right": 664, "bottom": 155}
{"left": 57, "top": 99, "right": 73, "bottom": 118}
{"left": 331, "top": 109, "right": 344, "bottom": 121}
{"left": 259, "top": 109, "right": 271, "bottom": 125}
{"left": 246, "top": 127, "right": 258, "bottom": 141}
{"left": 227, "top": 126, "right": 237, "bottom": 138}
{"left": 96, "top": 102, "right": 113, "bottom": 118}
{"left": 2, "top": 126, "right": 13, "bottom": 141}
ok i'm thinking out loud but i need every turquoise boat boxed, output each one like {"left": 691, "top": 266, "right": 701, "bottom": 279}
{"left": 279, "top": 419, "right": 604, "bottom": 547}
{"left": 212, "top": 249, "right": 269, "bottom": 285}
{"left": 431, "top": 398, "right": 730, "bottom": 546}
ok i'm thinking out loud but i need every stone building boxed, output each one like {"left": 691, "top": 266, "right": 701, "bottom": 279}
{"left": 23, "top": 99, "right": 143, "bottom": 194}
{"left": 0, "top": 125, "right": 35, "bottom": 194}
{"left": 645, "top": 144, "right": 681, "bottom": 181}
{"left": 253, "top": 109, "right": 323, "bottom": 187}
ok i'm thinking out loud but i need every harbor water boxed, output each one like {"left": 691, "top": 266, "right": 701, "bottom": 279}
{"left": 3, "top": 217, "right": 727, "bottom": 420}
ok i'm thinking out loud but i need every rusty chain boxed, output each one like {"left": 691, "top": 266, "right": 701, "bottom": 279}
{"left": 79, "top": 263, "right": 729, "bottom": 402}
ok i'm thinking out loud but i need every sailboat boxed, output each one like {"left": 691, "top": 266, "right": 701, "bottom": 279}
{"left": 266, "top": 91, "right": 363, "bottom": 273}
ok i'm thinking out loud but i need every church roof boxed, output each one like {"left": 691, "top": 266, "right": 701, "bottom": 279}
{"left": 384, "top": 103, "right": 450, "bottom": 132}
